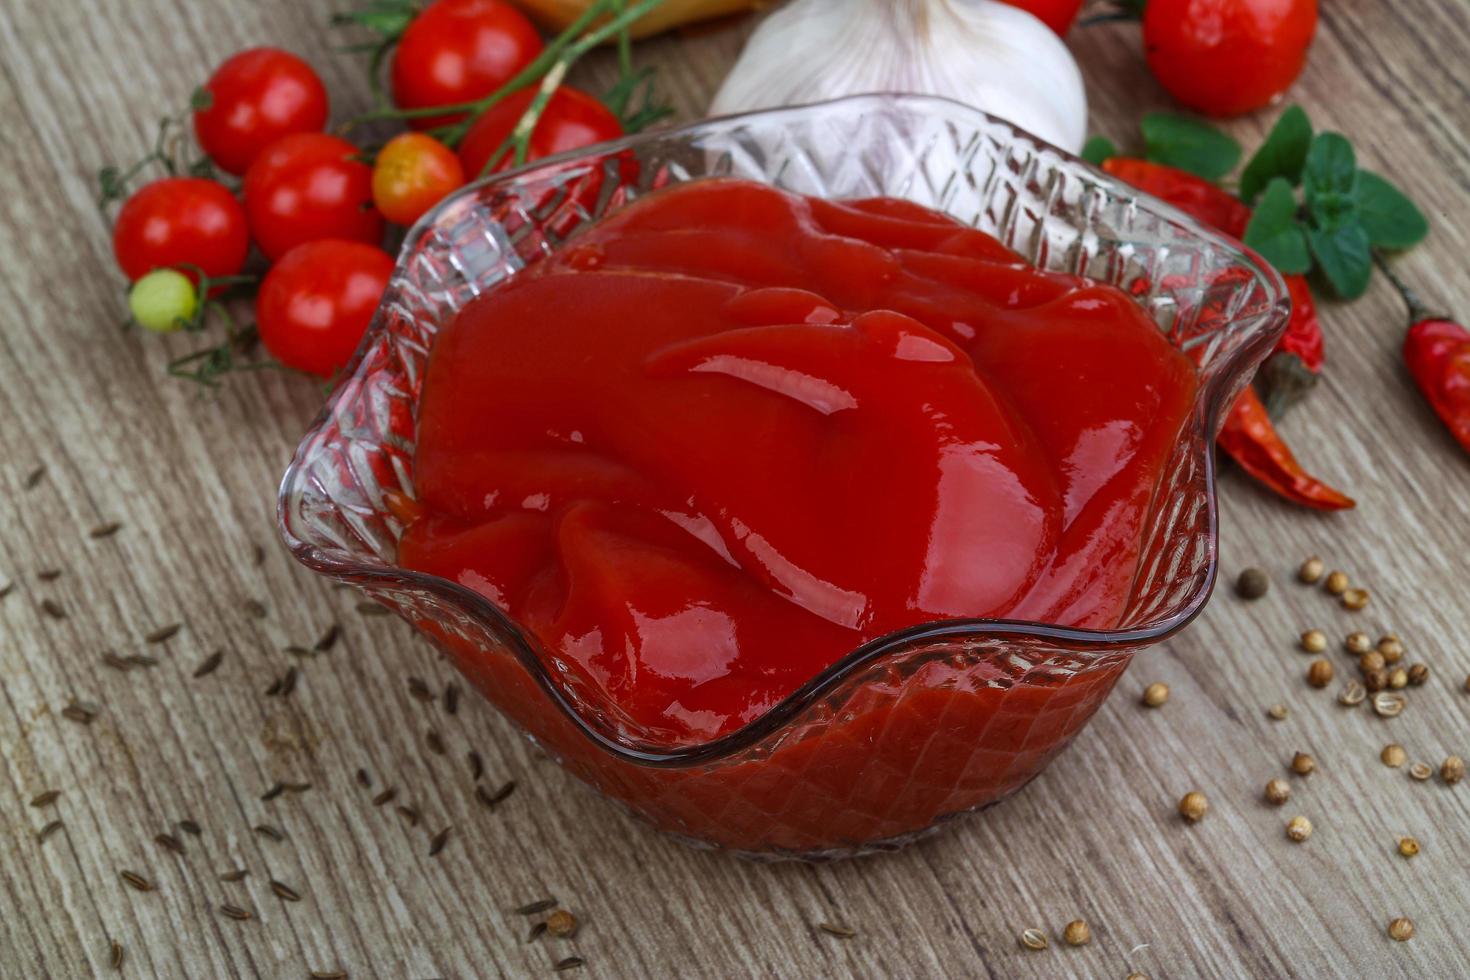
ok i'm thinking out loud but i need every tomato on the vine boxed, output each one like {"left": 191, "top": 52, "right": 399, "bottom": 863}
{"left": 243, "top": 133, "right": 384, "bottom": 260}
{"left": 996, "top": 0, "right": 1085, "bottom": 35}
{"left": 457, "top": 86, "right": 623, "bottom": 178}
{"left": 112, "top": 177, "right": 250, "bottom": 283}
{"left": 372, "top": 132, "right": 465, "bottom": 226}
{"left": 1144, "top": 0, "right": 1318, "bottom": 117}
{"left": 194, "top": 47, "right": 329, "bottom": 175}
{"left": 391, "top": 0, "right": 544, "bottom": 129}
{"left": 128, "top": 269, "right": 199, "bottom": 333}
{"left": 255, "top": 239, "right": 394, "bottom": 377}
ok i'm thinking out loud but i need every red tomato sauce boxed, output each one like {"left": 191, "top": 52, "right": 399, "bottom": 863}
{"left": 400, "top": 179, "right": 1197, "bottom": 749}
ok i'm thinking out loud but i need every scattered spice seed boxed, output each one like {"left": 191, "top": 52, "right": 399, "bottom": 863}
{"left": 1298, "top": 556, "right": 1324, "bottom": 583}
{"left": 269, "top": 879, "right": 302, "bottom": 902}
{"left": 1020, "top": 928, "right": 1047, "bottom": 950}
{"left": 1300, "top": 629, "right": 1327, "bottom": 653}
{"left": 126, "top": 655, "right": 157, "bottom": 669}
{"left": 37, "top": 820, "right": 64, "bottom": 843}
{"left": 37, "top": 569, "right": 62, "bottom": 582}
{"left": 284, "top": 644, "right": 313, "bottom": 658}
{"left": 356, "top": 602, "right": 389, "bottom": 617}
{"left": 101, "top": 651, "right": 132, "bottom": 672}
{"left": 265, "top": 667, "right": 299, "bottom": 698}
{"left": 444, "top": 682, "right": 460, "bottom": 715}
{"left": 1378, "top": 635, "right": 1405, "bottom": 662}
{"left": 219, "top": 868, "right": 248, "bottom": 882}
{"left": 251, "top": 543, "right": 265, "bottom": 566}
{"left": 1342, "top": 588, "right": 1371, "bottom": 611}
{"left": 1291, "top": 752, "right": 1316, "bottom": 776}
{"left": 1388, "top": 668, "right": 1409, "bottom": 690}
{"left": 1062, "top": 919, "right": 1090, "bottom": 946}
{"left": 1338, "top": 681, "right": 1365, "bottom": 706}
{"left": 24, "top": 464, "right": 46, "bottom": 489}
{"left": 1407, "top": 664, "right": 1429, "bottom": 686}
{"left": 425, "top": 729, "right": 446, "bottom": 755}
{"left": 356, "top": 768, "right": 372, "bottom": 789}
{"left": 1267, "top": 703, "right": 1288, "bottom": 721}
{"left": 1398, "top": 837, "right": 1420, "bottom": 858}
{"left": 1373, "top": 692, "right": 1406, "bottom": 718}
{"left": 1409, "top": 762, "right": 1433, "bottom": 781}
{"left": 1360, "top": 651, "right": 1386, "bottom": 673}
{"left": 193, "top": 650, "right": 225, "bottom": 678}
{"left": 1324, "top": 571, "right": 1349, "bottom": 595}
{"left": 1345, "top": 631, "right": 1372, "bottom": 655}
{"left": 241, "top": 598, "right": 268, "bottom": 619}
{"left": 310, "top": 972, "right": 347, "bottom": 980}
{"left": 1365, "top": 668, "right": 1389, "bottom": 692}
{"left": 1442, "top": 756, "right": 1466, "bottom": 785}
{"left": 372, "top": 788, "right": 397, "bottom": 807}
{"left": 119, "top": 870, "right": 153, "bottom": 892}
{"left": 397, "top": 805, "right": 420, "bottom": 826}
{"left": 468, "top": 751, "right": 484, "bottom": 781}
{"left": 1286, "top": 815, "right": 1313, "bottom": 842}
{"left": 109, "top": 940, "right": 123, "bottom": 970}
{"left": 254, "top": 824, "right": 285, "bottom": 842}
{"left": 546, "top": 909, "right": 578, "bottom": 938}
{"left": 1382, "top": 744, "right": 1407, "bottom": 768}
{"left": 153, "top": 833, "right": 185, "bottom": 855}
{"left": 1388, "top": 917, "right": 1415, "bottom": 942}
{"left": 553, "top": 958, "right": 584, "bottom": 972}
{"left": 527, "top": 922, "right": 548, "bottom": 943}
{"left": 516, "top": 899, "right": 558, "bottom": 916}
{"left": 1264, "top": 778, "right": 1291, "bottom": 805}
{"left": 818, "top": 922, "right": 855, "bottom": 939}
{"left": 477, "top": 780, "right": 517, "bottom": 809}
{"left": 407, "top": 677, "right": 434, "bottom": 702}
{"left": 41, "top": 598, "right": 67, "bottom": 619}
{"left": 62, "top": 701, "right": 99, "bottom": 724}
{"left": 218, "top": 904, "right": 252, "bottom": 921}
{"left": 30, "top": 789, "right": 60, "bottom": 808}
{"left": 1178, "top": 791, "right": 1208, "bottom": 823}
{"left": 429, "top": 826, "right": 452, "bottom": 856}
{"left": 1141, "top": 682, "right": 1169, "bottom": 708}
{"left": 1307, "top": 659, "right": 1334, "bottom": 688}
{"left": 90, "top": 522, "right": 123, "bottom": 539}
{"left": 178, "top": 819, "right": 201, "bottom": 836}
{"left": 1235, "top": 567, "right": 1270, "bottom": 599}
{"left": 144, "top": 624, "right": 180, "bottom": 644}
{"left": 314, "top": 623, "right": 341, "bottom": 652}
{"left": 261, "top": 782, "right": 286, "bottom": 802}
{"left": 285, "top": 782, "right": 311, "bottom": 794}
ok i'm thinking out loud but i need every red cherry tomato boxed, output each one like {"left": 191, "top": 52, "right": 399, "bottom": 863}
{"left": 372, "top": 133, "right": 465, "bottom": 226}
{"left": 112, "top": 177, "right": 249, "bottom": 283}
{"left": 996, "top": 0, "right": 1085, "bottom": 35}
{"left": 243, "top": 133, "right": 384, "bottom": 260}
{"left": 391, "top": 0, "right": 544, "bottom": 130}
{"left": 193, "top": 47, "right": 329, "bottom": 176}
{"left": 458, "top": 86, "right": 623, "bottom": 179}
{"left": 1144, "top": 0, "right": 1318, "bottom": 117}
{"left": 256, "top": 239, "right": 395, "bottom": 377}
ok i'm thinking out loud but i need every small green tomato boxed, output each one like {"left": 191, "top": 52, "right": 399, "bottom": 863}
{"left": 128, "top": 269, "right": 198, "bottom": 332}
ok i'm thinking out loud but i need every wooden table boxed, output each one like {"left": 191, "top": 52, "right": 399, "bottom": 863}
{"left": 3, "top": 2, "right": 1468, "bottom": 977}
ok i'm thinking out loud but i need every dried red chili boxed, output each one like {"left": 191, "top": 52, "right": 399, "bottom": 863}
{"left": 1102, "top": 158, "right": 1251, "bottom": 238}
{"left": 1218, "top": 387, "right": 1355, "bottom": 509}
{"left": 1375, "top": 254, "right": 1470, "bottom": 455}
{"left": 1258, "top": 273, "right": 1323, "bottom": 416}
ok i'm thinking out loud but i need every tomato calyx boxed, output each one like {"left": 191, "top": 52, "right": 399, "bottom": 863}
{"left": 118, "top": 263, "right": 275, "bottom": 387}
{"left": 97, "top": 93, "right": 220, "bottom": 213}
{"left": 329, "top": 1, "right": 421, "bottom": 106}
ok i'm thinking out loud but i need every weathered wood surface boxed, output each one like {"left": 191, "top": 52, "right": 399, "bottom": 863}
{"left": 2, "top": 2, "right": 1469, "bottom": 977}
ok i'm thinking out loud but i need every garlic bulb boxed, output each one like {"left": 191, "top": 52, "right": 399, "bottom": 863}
{"left": 709, "top": 0, "right": 1088, "bottom": 153}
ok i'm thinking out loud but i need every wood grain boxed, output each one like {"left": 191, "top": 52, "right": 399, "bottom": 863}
{"left": 2, "top": 1, "right": 1469, "bottom": 977}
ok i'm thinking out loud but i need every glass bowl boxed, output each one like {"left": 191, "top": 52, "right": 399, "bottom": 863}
{"left": 277, "top": 94, "right": 1288, "bottom": 860}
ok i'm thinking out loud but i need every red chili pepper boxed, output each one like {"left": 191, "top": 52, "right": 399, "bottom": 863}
{"left": 1375, "top": 254, "right": 1470, "bottom": 455}
{"left": 1218, "top": 387, "right": 1356, "bottom": 510}
{"left": 1257, "top": 273, "right": 1324, "bottom": 416}
{"left": 1102, "top": 158, "right": 1252, "bottom": 238}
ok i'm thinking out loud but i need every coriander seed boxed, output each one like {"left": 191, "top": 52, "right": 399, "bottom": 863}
{"left": 1062, "top": 919, "right": 1091, "bottom": 946}
{"left": 1388, "top": 667, "right": 1409, "bottom": 690}
{"left": 1142, "top": 682, "right": 1169, "bottom": 708}
{"left": 546, "top": 909, "right": 578, "bottom": 938}
{"left": 1020, "top": 927, "right": 1047, "bottom": 950}
{"left": 1301, "top": 629, "right": 1328, "bottom": 653}
{"left": 1378, "top": 635, "right": 1404, "bottom": 662}
{"left": 1291, "top": 752, "right": 1316, "bottom": 776}
{"left": 1264, "top": 778, "right": 1290, "bottom": 805}
{"left": 1381, "top": 744, "right": 1406, "bottom": 768}
{"left": 1307, "top": 659, "right": 1334, "bottom": 688}
{"left": 1268, "top": 703, "right": 1289, "bottom": 721}
{"left": 1178, "top": 791, "right": 1208, "bottom": 823}
{"left": 1373, "top": 692, "right": 1406, "bottom": 717}
{"left": 1442, "top": 756, "right": 1465, "bottom": 785}
{"left": 1324, "top": 570, "right": 1349, "bottom": 595}
{"left": 1359, "top": 651, "right": 1386, "bottom": 674}
{"left": 1342, "top": 588, "right": 1370, "bottom": 611}
{"left": 1397, "top": 837, "right": 1420, "bottom": 858}
{"left": 1388, "top": 917, "right": 1415, "bottom": 942}
{"left": 1337, "top": 681, "right": 1365, "bottom": 706}
{"left": 1236, "top": 567, "right": 1270, "bottom": 599}
{"left": 1298, "top": 556, "right": 1325, "bottom": 583}
{"left": 1345, "top": 631, "right": 1372, "bottom": 655}
{"left": 1409, "top": 762, "right": 1433, "bottom": 781}
{"left": 1407, "top": 664, "right": 1428, "bottom": 686}
{"left": 1286, "top": 815, "right": 1312, "bottom": 842}
{"left": 1365, "top": 668, "right": 1389, "bottom": 692}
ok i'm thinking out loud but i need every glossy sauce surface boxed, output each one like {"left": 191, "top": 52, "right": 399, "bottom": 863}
{"left": 401, "top": 179, "right": 1197, "bottom": 744}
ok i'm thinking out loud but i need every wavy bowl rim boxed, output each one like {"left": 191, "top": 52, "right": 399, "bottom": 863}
{"left": 276, "top": 93, "right": 1289, "bottom": 767}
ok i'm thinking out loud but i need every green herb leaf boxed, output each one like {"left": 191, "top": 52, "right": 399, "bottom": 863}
{"left": 1240, "top": 105, "right": 1311, "bottom": 203}
{"left": 1353, "top": 170, "right": 1428, "bottom": 249}
{"left": 1303, "top": 132, "right": 1357, "bottom": 201}
{"left": 1140, "top": 112, "right": 1242, "bottom": 181}
{"left": 1243, "top": 178, "right": 1311, "bottom": 274}
{"left": 190, "top": 87, "right": 213, "bottom": 111}
{"left": 1308, "top": 222, "right": 1373, "bottom": 299}
{"left": 1081, "top": 136, "right": 1117, "bottom": 166}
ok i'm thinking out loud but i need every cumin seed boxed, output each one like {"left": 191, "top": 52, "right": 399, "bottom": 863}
{"left": 24, "top": 465, "right": 46, "bottom": 489}
{"left": 527, "top": 921, "right": 548, "bottom": 942}
{"left": 371, "top": 788, "right": 397, "bottom": 807}
{"left": 429, "top": 826, "right": 452, "bottom": 856}
{"left": 443, "top": 683, "right": 460, "bottom": 715}
{"left": 37, "top": 569, "right": 62, "bottom": 582}
{"left": 29, "top": 789, "right": 60, "bottom": 808}
{"left": 241, "top": 598, "right": 267, "bottom": 619}
{"left": 218, "top": 903, "right": 252, "bottom": 921}
{"left": 62, "top": 701, "right": 99, "bottom": 724}
{"left": 119, "top": 870, "right": 153, "bottom": 892}
{"left": 193, "top": 650, "right": 224, "bottom": 678}
{"left": 90, "top": 522, "right": 122, "bottom": 539}
{"left": 478, "top": 780, "right": 517, "bottom": 808}
{"left": 261, "top": 782, "right": 286, "bottom": 801}
{"left": 144, "top": 623, "right": 181, "bottom": 644}
{"left": 285, "top": 781, "right": 311, "bottom": 794}
{"left": 819, "top": 922, "right": 856, "bottom": 938}
{"left": 153, "top": 833, "right": 185, "bottom": 855}
{"left": 269, "top": 879, "right": 302, "bottom": 902}
{"left": 313, "top": 624, "right": 340, "bottom": 652}
{"left": 37, "top": 820, "right": 63, "bottom": 843}
{"left": 516, "top": 898, "right": 557, "bottom": 916}
{"left": 467, "top": 751, "right": 484, "bottom": 781}
{"left": 109, "top": 939, "right": 123, "bottom": 969}
{"left": 253, "top": 824, "right": 285, "bottom": 842}
{"left": 397, "top": 805, "right": 420, "bottom": 827}
{"left": 356, "top": 768, "right": 372, "bottom": 788}
{"left": 178, "top": 819, "right": 201, "bottom": 836}
{"left": 425, "top": 730, "right": 446, "bottom": 755}
{"left": 219, "top": 868, "right": 248, "bottom": 882}
{"left": 251, "top": 543, "right": 265, "bottom": 565}
{"left": 41, "top": 598, "right": 66, "bottom": 619}
{"left": 407, "top": 677, "right": 434, "bottom": 702}
{"left": 101, "top": 651, "right": 133, "bottom": 672}
{"left": 554, "top": 957, "right": 585, "bottom": 972}
{"left": 125, "top": 655, "right": 157, "bottom": 669}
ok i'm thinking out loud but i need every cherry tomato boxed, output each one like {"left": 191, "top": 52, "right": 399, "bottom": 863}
{"left": 1144, "top": 0, "right": 1318, "bottom": 117}
{"left": 193, "top": 47, "right": 329, "bottom": 176}
{"left": 112, "top": 177, "right": 249, "bottom": 283}
{"left": 256, "top": 239, "right": 395, "bottom": 377}
{"left": 996, "top": 0, "right": 1085, "bottom": 35}
{"left": 128, "top": 269, "right": 199, "bottom": 332}
{"left": 391, "top": 0, "right": 544, "bottom": 130}
{"left": 457, "top": 86, "right": 623, "bottom": 179}
{"left": 243, "top": 133, "right": 384, "bottom": 260}
{"left": 372, "top": 133, "right": 465, "bottom": 226}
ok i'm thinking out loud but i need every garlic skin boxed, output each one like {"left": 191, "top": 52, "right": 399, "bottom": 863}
{"left": 710, "top": 0, "right": 1088, "bottom": 153}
